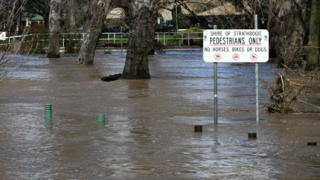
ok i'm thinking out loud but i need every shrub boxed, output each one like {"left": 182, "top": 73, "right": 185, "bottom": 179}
{"left": 65, "top": 40, "right": 80, "bottom": 53}
{"left": 183, "top": 27, "right": 203, "bottom": 37}
{"left": 166, "top": 34, "right": 182, "bottom": 45}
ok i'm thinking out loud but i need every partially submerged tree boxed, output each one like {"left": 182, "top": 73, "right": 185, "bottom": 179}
{"left": 77, "top": 0, "right": 112, "bottom": 65}
{"left": 47, "top": 0, "right": 61, "bottom": 58}
{"left": 121, "top": 0, "right": 253, "bottom": 79}
{"left": 306, "top": 0, "right": 320, "bottom": 71}
{"left": 268, "top": 0, "right": 310, "bottom": 68}
{"left": 265, "top": 0, "right": 320, "bottom": 113}
{"left": 121, "top": 0, "right": 159, "bottom": 79}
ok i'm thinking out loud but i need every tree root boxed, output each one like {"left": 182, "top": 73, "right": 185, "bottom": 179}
{"left": 101, "top": 73, "right": 122, "bottom": 82}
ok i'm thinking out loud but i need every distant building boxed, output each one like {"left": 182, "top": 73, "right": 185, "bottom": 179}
{"left": 194, "top": 2, "right": 252, "bottom": 29}
{"left": 22, "top": 13, "right": 44, "bottom": 28}
{"left": 106, "top": 8, "right": 125, "bottom": 22}
{"left": 196, "top": 2, "right": 249, "bottom": 16}
{"left": 158, "top": 3, "right": 190, "bottom": 23}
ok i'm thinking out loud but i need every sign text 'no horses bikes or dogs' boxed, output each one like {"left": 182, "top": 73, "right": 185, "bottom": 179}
{"left": 203, "top": 30, "right": 269, "bottom": 63}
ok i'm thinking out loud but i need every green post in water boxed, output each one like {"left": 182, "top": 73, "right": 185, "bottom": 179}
{"left": 97, "top": 114, "right": 105, "bottom": 128}
{"left": 45, "top": 104, "right": 52, "bottom": 121}
{"left": 46, "top": 120, "right": 53, "bottom": 130}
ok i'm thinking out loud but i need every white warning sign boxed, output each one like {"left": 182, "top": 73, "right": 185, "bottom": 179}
{"left": 0, "top": 32, "right": 6, "bottom": 41}
{"left": 203, "top": 30, "right": 269, "bottom": 63}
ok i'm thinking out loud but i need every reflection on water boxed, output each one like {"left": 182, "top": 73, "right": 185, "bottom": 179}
{"left": 126, "top": 80, "right": 150, "bottom": 99}
{"left": 0, "top": 51, "right": 319, "bottom": 179}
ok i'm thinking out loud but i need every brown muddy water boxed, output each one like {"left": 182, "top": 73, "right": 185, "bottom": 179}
{"left": 0, "top": 51, "right": 319, "bottom": 179}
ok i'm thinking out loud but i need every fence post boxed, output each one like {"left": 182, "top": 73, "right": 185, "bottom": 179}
{"left": 36, "top": 34, "right": 39, "bottom": 48}
{"left": 62, "top": 34, "right": 65, "bottom": 48}
{"left": 113, "top": 33, "right": 116, "bottom": 44}
{"left": 41, "top": 34, "right": 43, "bottom": 48}
{"left": 188, "top": 32, "right": 190, "bottom": 46}
{"left": 108, "top": 33, "right": 110, "bottom": 41}
{"left": 181, "top": 33, "right": 184, "bottom": 45}
{"left": 164, "top": 33, "right": 166, "bottom": 46}
{"left": 157, "top": 32, "right": 159, "bottom": 42}
{"left": 121, "top": 32, "right": 123, "bottom": 55}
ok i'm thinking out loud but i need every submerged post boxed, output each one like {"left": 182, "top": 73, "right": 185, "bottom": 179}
{"left": 45, "top": 104, "right": 52, "bottom": 121}
{"left": 45, "top": 104, "right": 52, "bottom": 129}
{"left": 248, "top": 133, "right": 257, "bottom": 139}
{"left": 254, "top": 14, "right": 259, "bottom": 125}
{"left": 213, "top": 25, "right": 218, "bottom": 124}
{"left": 194, "top": 125, "right": 203, "bottom": 133}
{"left": 97, "top": 114, "right": 105, "bottom": 128}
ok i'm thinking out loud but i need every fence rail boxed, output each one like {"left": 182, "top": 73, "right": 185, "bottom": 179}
{"left": 2, "top": 32, "right": 203, "bottom": 49}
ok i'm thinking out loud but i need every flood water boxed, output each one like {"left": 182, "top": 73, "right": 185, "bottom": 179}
{"left": 0, "top": 51, "right": 319, "bottom": 179}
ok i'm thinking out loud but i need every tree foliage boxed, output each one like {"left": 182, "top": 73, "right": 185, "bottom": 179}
{"left": 0, "top": 0, "right": 34, "bottom": 83}
{"left": 24, "top": 0, "right": 50, "bottom": 27}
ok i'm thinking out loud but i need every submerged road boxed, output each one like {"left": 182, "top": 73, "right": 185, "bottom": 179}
{"left": 0, "top": 51, "right": 319, "bottom": 179}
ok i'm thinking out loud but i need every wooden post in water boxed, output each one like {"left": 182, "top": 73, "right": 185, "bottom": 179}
{"left": 194, "top": 125, "right": 203, "bottom": 133}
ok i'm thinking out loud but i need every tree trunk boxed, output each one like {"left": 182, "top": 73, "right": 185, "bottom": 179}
{"left": 15, "top": 10, "right": 22, "bottom": 34}
{"left": 122, "top": 0, "right": 158, "bottom": 79}
{"left": 68, "top": 0, "right": 76, "bottom": 29}
{"left": 77, "top": 0, "right": 111, "bottom": 65}
{"left": 268, "top": 0, "right": 308, "bottom": 68}
{"left": 306, "top": 0, "right": 320, "bottom": 70}
{"left": 43, "top": 13, "right": 50, "bottom": 28}
{"left": 148, "top": 6, "right": 158, "bottom": 55}
{"left": 47, "top": 0, "right": 61, "bottom": 58}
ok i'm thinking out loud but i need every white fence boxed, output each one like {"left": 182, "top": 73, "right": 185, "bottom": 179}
{"left": 3, "top": 32, "right": 203, "bottom": 48}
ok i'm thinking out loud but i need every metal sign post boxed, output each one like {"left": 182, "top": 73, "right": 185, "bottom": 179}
{"left": 213, "top": 25, "right": 218, "bottom": 124}
{"left": 214, "top": 61, "right": 218, "bottom": 124}
{"left": 254, "top": 15, "right": 259, "bottom": 125}
{"left": 203, "top": 18, "right": 269, "bottom": 125}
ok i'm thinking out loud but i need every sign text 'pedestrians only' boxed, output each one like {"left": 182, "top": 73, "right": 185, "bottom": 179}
{"left": 203, "top": 30, "right": 269, "bottom": 62}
